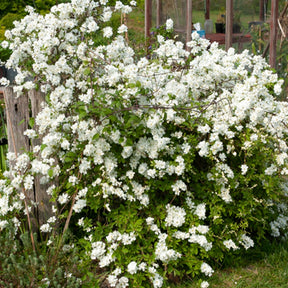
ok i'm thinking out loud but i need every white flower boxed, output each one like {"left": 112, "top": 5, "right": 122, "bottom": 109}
{"left": 40, "top": 223, "right": 52, "bottom": 233}
{"left": 118, "top": 24, "right": 128, "bottom": 34}
{"left": 126, "top": 170, "right": 135, "bottom": 179}
{"left": 0, "top": 77, "right": 10, "bottom": 86}
{"left": 171, "top": 180, "right": 187, "bottom": 195}
{"left": 68, "top": 175, "right": 79, "bottom": 185}
{"left": 196, "top": 225, "right": 209, "bottom": 234}
{"left": 241, "top": 164, "right": 248, "bottom": 175}
{"left": 138, "top": 262, "right": 147, "bottom": 271}
{"left": 73, "top": 199, "right": 86, "bottom": 213}
{"left": 121, "top": 146, "right": 133, "bottom": 158}
{"left": 210, "top": 140, "right": 223, "bottom": 155}
{"left": 165, "top": 204, "right": 186, "bottom": 227}
{"left": 103, "top": 26, "right": 113, "bottom": 38}
{"left": 127, "top": 261, "right": 137, "bottom": 274}
{"left": 47, "top": 216, "right": 56, "bottom": 223}
{"left": 76, "top": 187, "right": 88, "bottom": 200}
{"left": 0, "top": 220, "right": 8, "bottom": 230}
{"left": 24, "top": 175, "right": 34, "bottom": 190}
{"left": 58, "top": 194, "right": 69, "bottom": 205}
{"left": 78, "top": 217, "right": 84, "bottom": 227}
{"left": 239, "top": 234, "right": 254, "bottom": 250}
{"left": 200, "top": 262, "right": 214, "bottom": 277}
{"left": 197, "top": 141, "right": 209, "bottom": 157}
{"left": 155, "top": 236, "right": 181, "bottom": 263}
{"left": 118, "top": 276, "right": 129, "bottom": 287}
{"left": 24, "top": 129, "right": 37, "bottom": 139}
{"left": 166, "top": 19, "right": 173, "bottom": 30}
{"left": 138, "top": 163, "right": 148, "bottom": 175}
{"left": 146, "top": 217, "right": 154, "bottom": 226}
{"left": 220, "top": 186, "right": 233, "bottom": 203}
{"left": 201, "top": 281, "right": 210, "bottom": 288}
{"left": 147, "top": 168, "right": 156, "bottom": 178}
{"left": 152, "top": 274, "right": 163, "bottom": 288}
{"left": 195, "top": 203, "right": 206, "bottom": 220}
{"left": 274, "top": 80, "right": 283, "bottom": 95}
{"left": 115, "top": 1, "right": 124, "bottom": 10}
{"left": 223, "top": 239, "right": 239, "bottom": 250}
{"left": 87, "top": 19, "right": 99, "bottom": 33}
{"left": 91, "top": 241, "right": 106, "bottom": 260}
{"left": 99, "top": 252, "right": 115, "bottom": 268}
{"left": 264, "top": 164, "right": 277, "bottom": 175}
{"left": 198, "top": 124, "right": 210, "bottom": 134}
{"left": 107, "top": 274, "right": 118, "bottom": 287}
{"left": 1, "top": 40, "right": 9, "bottom": 49}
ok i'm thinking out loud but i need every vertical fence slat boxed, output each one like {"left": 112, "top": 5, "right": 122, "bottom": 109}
{"left": 4, "top": 87, "right": 30, "bottom": 156}
{"left": 3, "top": 87, "right": 53, "bottom": 228}
{"left": 270, "top": 0, "right": 278, "bottom": 69}
{"left": 3, "top": 87, "right": 38, "bottom": 228}
{"left": 29, "top": 89, "right": 53, "bottom": 227}
{"left": 225, "top": 0, "right": 233, "bottom": 51}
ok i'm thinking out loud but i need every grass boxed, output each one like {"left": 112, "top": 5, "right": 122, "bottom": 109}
{"left": 162, "top": 239, "right": 288, "bottom": 288}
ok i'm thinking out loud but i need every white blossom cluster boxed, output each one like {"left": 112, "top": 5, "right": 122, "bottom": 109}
{"left": 200, "top": 262, "right": 214, "bottom": 277}
{"left": 0, "top": 0, "right": 288, "bottom": 287}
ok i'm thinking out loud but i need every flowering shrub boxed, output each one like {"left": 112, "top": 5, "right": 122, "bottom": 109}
{"left": 1, "top": 1, "right": 288, "bottom": 287}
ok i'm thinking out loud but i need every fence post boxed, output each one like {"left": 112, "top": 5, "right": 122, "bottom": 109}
{"left": 28, "top": 89, "right": 53, "bottom": 227}
{"left": 2, "top": 86, "right": 53, "bottom": 228}
{"left": 2, "top": 86, "right": 39, "bottom": 229}
{"left": 3, "top": 87, "right": 30, "bottom": 156}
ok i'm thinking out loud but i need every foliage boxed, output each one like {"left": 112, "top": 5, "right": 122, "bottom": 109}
{"left": 0, "top": 1, "right": 288, "bottom": 288}
{"left": 34, "top": 0, "right": 70, "bottom": 15}
{"left": 248, "top": 20, "right": 288, "bottom": 100}
{"left": 148, "top": 21, "right": 175, "bottom": 53}
{"left": 0, "top": 0, "right": 69, "bottom": 60}
{"left": 0, "top": 224, "right": 84, "bottom": 287}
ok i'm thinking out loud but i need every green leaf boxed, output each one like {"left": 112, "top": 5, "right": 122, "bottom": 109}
{"left": 48, "top": 169, "right": 53, "bottom": 178}
{"left": 18, "top": 119, "right": 25, "bottom": 125}
{"left": 83, "top": 68, "right": 91, "bottom": 75}
{"left": 29, "top": 117, "right": 35, "bottom": 128}
{"left": 40, "top": 144, "right": 47, "bottom": 151}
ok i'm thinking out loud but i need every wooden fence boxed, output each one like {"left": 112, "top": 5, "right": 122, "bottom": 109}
{"left": 0, "top": 86, "right": 53, "bottom": 228}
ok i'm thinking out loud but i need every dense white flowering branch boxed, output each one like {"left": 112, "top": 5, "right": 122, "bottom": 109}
{"left": 0, "top": 1, "right": 288, "bottom": 287}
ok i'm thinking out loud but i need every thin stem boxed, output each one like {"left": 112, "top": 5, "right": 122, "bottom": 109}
{"left": 23, "top": 193, "right": 36, "bottom": 251}
{"left": 62, "top": 192, "right": 77, "bottom": 236}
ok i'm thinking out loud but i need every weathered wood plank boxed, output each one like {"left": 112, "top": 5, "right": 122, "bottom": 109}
{"left": 225, "top": 0, "right": 233, "bottom": 51}
{"left": 28, "top": 89, "right": 53, "bottom": 226}
{"left": 3, "top": 86, "right": 38, "bottom": 229}
{"left": 270, "top": 0, "right": 278, "bottom": 69}
{"left": 3, "top": 87, "right": 54, "bottom": 228}
{"left": 3, "top": 87, "right": 30, "bottom": 156}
